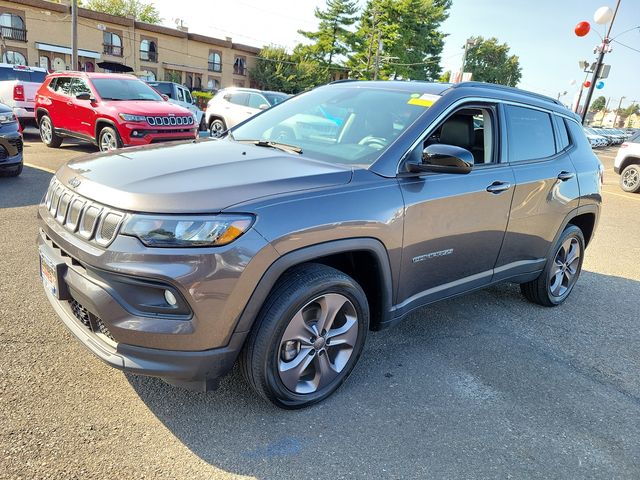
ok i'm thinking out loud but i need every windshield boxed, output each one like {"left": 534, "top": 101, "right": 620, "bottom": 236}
{"left": 264, "top": 93, "right": 289, "bottom": 106}
{"left": 92, "top": 78, "right": 163, "bottom": 101}
{"left": 231, "top": 86, "right": 434, "bottom": 165}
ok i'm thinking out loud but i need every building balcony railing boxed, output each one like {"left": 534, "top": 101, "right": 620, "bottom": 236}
{"left": 208, "top": 62, "right": 222, "bottom": 73}
{"left": 233, "top": 65, "right": 246, "bottom": 76}
{"left": 1, "top": 26, "right": 27, "bottom": 42}
{"left": 103, "top": 43, "right": 123, "bottom": 57}
{"left": 140, "top": 50, "right": 158, "bottom": 62}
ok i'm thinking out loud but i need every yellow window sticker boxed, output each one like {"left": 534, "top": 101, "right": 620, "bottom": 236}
{"left": 408, "top": 93, "right": 440, "bottom": 107}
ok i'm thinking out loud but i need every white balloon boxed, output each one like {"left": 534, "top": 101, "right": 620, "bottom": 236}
{"left": 570, "top": 79, "right": 577, "bottom": 86}
{"left": 594, "top": 6, "right": 613, "bottom": 25}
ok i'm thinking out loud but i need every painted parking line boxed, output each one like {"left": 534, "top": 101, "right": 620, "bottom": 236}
{"left": 24, "top": 162, "right": 55, "bottom": 174}
{"left": 601, "top": 187, "right": 640, "bottom": 202}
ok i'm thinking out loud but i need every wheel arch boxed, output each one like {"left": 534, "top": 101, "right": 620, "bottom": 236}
{"left": 619, "top": 156, "right": 640, "bottom": 173}
{"left": 94, "top": 118, "right": 119, "bottom": 140}
{"left": 35, "top": 107, "right": 49, "bottom": 124}
{"left": 233, "top": 238, "right": 394, "bottom": 335}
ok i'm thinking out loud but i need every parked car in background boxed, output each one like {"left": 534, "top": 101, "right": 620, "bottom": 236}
{"left": 594, "top": 128, "right": 624, "bottom": 145}
{"left": 205, "top": 87, "right": 289, "bottom": 137}
{"left": 38, "top": 80, "right": 602, "bottom": 408}
{"left": 583, "top": 127, "right": 607, "bottom": 148}
{"left": 35, "top": 72, "right": 198, "bottom": 152}
{"left": 146, "top": 81, "right": 205, "bottom": 130}
{"left": 614, "top": 131, "right": 640, "bottom": 193}
{"left": 0, "top": 63, "right": 47, "bottom": 128}
{"left": 0, "top": 102, "right": 23, "bottom": 177}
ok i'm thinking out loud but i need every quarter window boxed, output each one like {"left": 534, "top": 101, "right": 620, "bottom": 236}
{"left": 504, "top": 105, "right": 556, "bottom": 162}
{"left": 555, "top": 116, "right": 570, "bottom": 151}
{"left": 53, "top": 77, "right": 74, "bottom": 96}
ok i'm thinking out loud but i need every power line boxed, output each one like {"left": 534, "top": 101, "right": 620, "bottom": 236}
{"left": 612, "top": 39, "right": 640, "bottom": 54}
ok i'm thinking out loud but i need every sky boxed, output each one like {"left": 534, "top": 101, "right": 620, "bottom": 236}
{"left": 153, "top": 0, "right": 640, "bottom": 109}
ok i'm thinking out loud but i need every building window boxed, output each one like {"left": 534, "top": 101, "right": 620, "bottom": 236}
{"left": 3, "top": 50, "right": 26, "bottom": 66}
{"left": 82, "top": 61, "right": 95, "bottom": 72}
{"left": 139, "top": 70, "right": 156, "bottom": 81}
{"left": 0, "top": 13, "right": 27, "bottom": 42}
{"left": 207, "top": 78, "right": 220, "bottom": 91}
{"left": 103, "top": 31, "right": 122, "bottom": 56}
{"left": 208, "top": 51, "right": 221, "bottom": 72}
{"left": 140, "top": 39, "right": 157, "bottom": 62}
{"left": 233, "top": 56, "right": 246, "bottom": 76}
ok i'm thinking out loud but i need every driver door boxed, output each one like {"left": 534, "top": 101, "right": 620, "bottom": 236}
{"left": 70, "top": 78, "right": 97, "bottom": 139}
{"left": 397, "top": 103, "right": 515, "bottom": 308}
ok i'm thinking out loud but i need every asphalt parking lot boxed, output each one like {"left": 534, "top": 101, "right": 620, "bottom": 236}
{"left": 1, "top": 135, "right": 639, "bottom": 479}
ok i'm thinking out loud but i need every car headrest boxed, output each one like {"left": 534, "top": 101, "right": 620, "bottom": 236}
{"left": 440, "top": 115, "right": 474, "bottom": 149}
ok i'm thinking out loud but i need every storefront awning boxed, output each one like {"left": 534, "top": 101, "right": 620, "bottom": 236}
{"left": 35, "top": 42, "right": 101, "bottom": 60}
{"left": 97, "top": 61, "right": 133, "bottom": 73}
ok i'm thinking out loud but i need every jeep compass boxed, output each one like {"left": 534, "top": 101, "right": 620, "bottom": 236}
{"left": 38, "top": 81, "right": 602, "bottom": 408}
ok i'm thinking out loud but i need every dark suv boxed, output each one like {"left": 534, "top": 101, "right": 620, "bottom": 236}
{"left": 37, "top": 81, "right": 602, "bottom": 408}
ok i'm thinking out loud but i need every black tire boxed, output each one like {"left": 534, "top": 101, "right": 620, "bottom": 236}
{"left": 209, "top": 118, "right": 226, "bottom": 138}
{"left": 620, "top": 164, "right": 640, "bottom": 193}
{"left": 39, "top": 115, "right": 63, "bottom": 148}
{"left": 520, "top": 225, "right": 585, "bottom": 307}
{"left": 0, "top": 162, "right": 22, "bottom": 177}
{"left": 240, "top": 263, "right": 369, "bottom": 409}
{"left": 98, "top": 126, "right": 123, "bottom": 152}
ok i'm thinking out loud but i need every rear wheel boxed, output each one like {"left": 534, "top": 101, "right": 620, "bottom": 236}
{"left": 520, "top": 225, "right": 585, "bottom": 307}
{"left": 240, "top": 263, "right": 369, "bottom": 409}
{"left": 39, "top": 115, "right": 63, "bottom": 148}
{"left": 209, "top": 118, "right": 226, "bottom": 138}
{"left": 98, "top": 126, "right": 122, "bottom": 152}
{"left": 620, "top": 164, "right": 640, "bottom": 193}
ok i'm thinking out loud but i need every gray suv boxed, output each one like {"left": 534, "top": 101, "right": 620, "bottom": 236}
{"left": 38, "top": 81, "right": 602, "bottom": 408}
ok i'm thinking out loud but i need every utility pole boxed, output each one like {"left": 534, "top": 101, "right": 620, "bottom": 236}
{"left": 581, "top": 0, "right": 621, "bottom": 124}
{"left": 71, "top": 0, "right": 78, "bottom": 71}
{"left": 599, "top": 96, "right": 612, "bottom": 126}
{"left": 612, "top": 96, "right": 626, "bottom": 128}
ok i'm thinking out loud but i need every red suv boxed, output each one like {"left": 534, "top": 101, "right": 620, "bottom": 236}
{"left": 35, "top": 72, "right": 198, "bottom": 152}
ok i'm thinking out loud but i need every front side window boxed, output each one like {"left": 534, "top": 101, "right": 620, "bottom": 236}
{"left": 504, "top": 105, "right": 556, "bottom": 162}
{"left": 208, "top": 52, "right": 221, "bottom": 72}
{"left": 247, "top": 93, "right": 266, "bottom": 109}
{"left": 227, "top": 92, "right": 249, "bottom": 106}
{"left": 73, "top": 79, "right": 91, "bottom": 96}
{"left": 91, "top": 78, "right": 163, "bottom": 101}
{"left": 184, "top": 89, "right": 193, "bottom": 104}
{"left": 231, "top": 86, "right": 430, "bottom": 166}
{"left": 3, "top": 51, "right": 26, "bottom": 66}
{"left": 176, "top": 87, "right": 184, "bottom": 102}
{"left": 140, "top": 39, "right": 157, "bottom": 62}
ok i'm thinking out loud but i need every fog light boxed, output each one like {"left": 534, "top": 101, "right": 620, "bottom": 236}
{"left": 164, "top": 289, "right": 177, "bottom": 306}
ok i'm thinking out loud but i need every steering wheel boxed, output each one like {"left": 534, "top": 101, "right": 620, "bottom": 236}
{"left": 358, "top": 136, "right": 387, "bottom": 150}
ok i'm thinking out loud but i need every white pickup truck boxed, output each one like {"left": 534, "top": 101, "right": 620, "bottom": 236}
{"left": 0, "top": 63, "right": 48, "bottom": 127}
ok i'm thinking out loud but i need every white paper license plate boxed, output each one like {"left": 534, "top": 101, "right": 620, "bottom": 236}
{"left": 40, "top": 250, "right": 59, "bottom": 297}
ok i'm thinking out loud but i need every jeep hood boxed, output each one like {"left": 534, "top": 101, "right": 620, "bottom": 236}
{"left": 58, "top": 140, "right": 352, "bottom": 213}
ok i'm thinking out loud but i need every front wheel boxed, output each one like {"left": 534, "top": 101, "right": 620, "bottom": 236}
{"left": 620, "top": 164, "right": 640, "bottom": 193}
{"left": 240, "top": 264, "right": 369, "bottom": 409}
{"left": 98, "top": 126, "right": 122, "bottom": 152}
{"left": 209, "top": 118, "right": 226, "bottom": 138}
{"left": 520, "top": 225, "right": 585, "bottom": 307}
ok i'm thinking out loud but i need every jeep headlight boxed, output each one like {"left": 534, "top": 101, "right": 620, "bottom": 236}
{"left": 119, "top": 113, "right": 147, "bottom": 122}
{"left": 0, "top": 112, "right": 16, "bottom": 124}
{"left": 121, "top": 214, "right": 254, "bottom": 247}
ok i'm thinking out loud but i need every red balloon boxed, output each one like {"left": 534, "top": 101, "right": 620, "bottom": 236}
{"left": 575, "top": 21, "right": 591, "bottom": 37}
{"left": 584, "top": 81, "right": 591, "bottom": 88}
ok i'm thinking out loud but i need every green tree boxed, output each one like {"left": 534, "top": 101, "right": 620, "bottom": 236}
{"left": 620, "top": 103, "right": 640, "bottom": 117}
{"left": 249, "top": 45, "right": 327, "bottom": 94}
{"left": 590, "top": 96, "right": 606, "bottom": 112}
{"left": 298, "top": 0, "right": 359, "bottom": 74}
{"left": 83, "top": 0, "right": 162, "bottom": 24}
{"left": 438, "top": 70, "right": 451, "bottom": 83}
{"left": 463, "top": 36, "right": 521, "bottom": 87}
{"left": 348, "top": 0, "right": 451, "bottom": 81}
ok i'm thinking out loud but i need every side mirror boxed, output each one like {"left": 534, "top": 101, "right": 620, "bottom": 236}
{"left": 161, "top": 94, "right": 169, "bottom": 101}
{"left": 76, "top": 92, "right": 93, "bottom": 101}
{"left": 407, "top": 144, "right": 474, "bottom": 175}
{"left": 258, "top": 103, "right": 269, "bottom": 110}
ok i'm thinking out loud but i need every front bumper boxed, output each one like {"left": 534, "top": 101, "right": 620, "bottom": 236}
{"left": 0, "top": 129, "right": 23, "bottom": 168}
{"left": 120, "top": 123, "right": 198, "bottom": 146}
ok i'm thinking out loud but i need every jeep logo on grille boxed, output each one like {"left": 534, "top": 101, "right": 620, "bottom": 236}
{"left": 68, "top": 177, "right": 81, "bottom": 188}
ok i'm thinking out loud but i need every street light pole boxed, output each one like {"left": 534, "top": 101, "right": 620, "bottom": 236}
{"left": 71, "top": 0, "right": 78, "bottom": 71}
{"left": 581, "top": 0, "right": 621, "bottom": 124}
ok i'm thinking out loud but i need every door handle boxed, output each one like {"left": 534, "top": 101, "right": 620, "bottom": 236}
{"left": 557, "top": 171, "right": 575, "bottom": 181}
{"left": 66, "top": 101, "right": 73, "bottom": 106}
{"left": 486, "top": 181, "right": 512, "bottom": 194}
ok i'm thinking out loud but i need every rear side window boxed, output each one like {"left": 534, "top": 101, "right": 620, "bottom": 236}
{"left": 555, "top": 116, "right": 570, "bottom": 151}
{"left": 630, "top": 131, "right": 640, "bottom": 143}
{"left": 228, "top": 92, "right": 249, "bottom": 106}
{"left": 505, "top": 105, "right": 556, "bottom": 162}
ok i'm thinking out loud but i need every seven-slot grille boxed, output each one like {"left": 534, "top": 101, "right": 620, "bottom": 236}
{"left": 146, "top": 115, "right": 194, "bottom": 126}
{"left": 44, "top": 179, "right": 125, "bottom": 247}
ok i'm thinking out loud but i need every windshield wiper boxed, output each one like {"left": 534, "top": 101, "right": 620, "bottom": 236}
{"left": 240, "top": 140, "right": 302, "bottom": 154}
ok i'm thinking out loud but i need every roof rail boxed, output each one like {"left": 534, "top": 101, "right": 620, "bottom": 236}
{"left": 452, "top": 81, "right": 563, "bottom": 106}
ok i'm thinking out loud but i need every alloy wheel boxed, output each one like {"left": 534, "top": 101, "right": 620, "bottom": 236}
{"left": 100, "top": 131, "right": 118, "bottom": 151}
{"left": 549, "top": 237, "right": 581, "bottom": 297}
{"left": 622, "top": 167, "right": 639, "bottom": 190}
{"left": 40, "top": 118, "right": 52, "bottom": 143}
{"left": 210, "top": 121, "right": 224, "bottom": 138}
{"left": 277, "top": 293, "right": 359, "bottom": 395}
